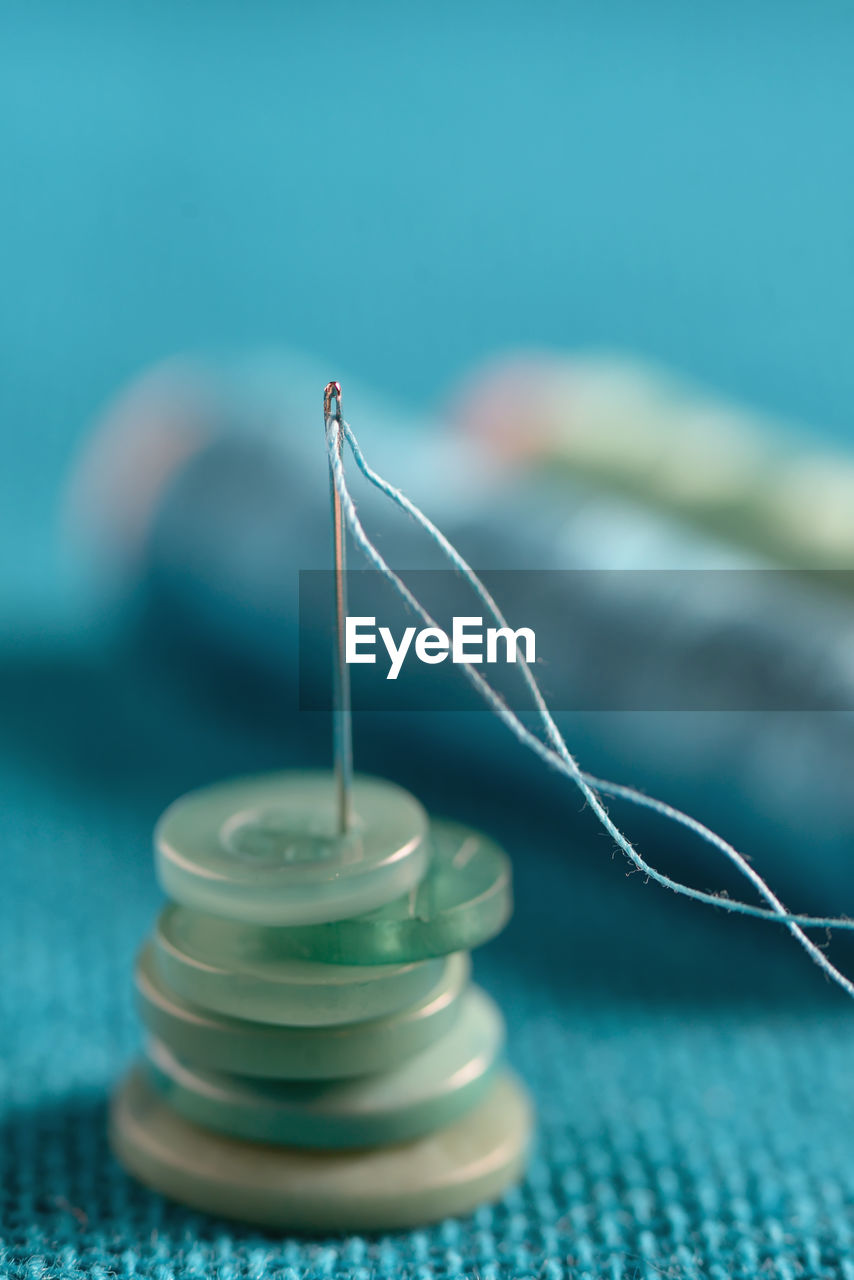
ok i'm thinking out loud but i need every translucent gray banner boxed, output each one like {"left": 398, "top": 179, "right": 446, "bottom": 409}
{"left": 298, "top": 569, "right": 854, "bottom": 712}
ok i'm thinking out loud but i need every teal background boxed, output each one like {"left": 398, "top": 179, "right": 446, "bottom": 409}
{"left": 2, "top": 1, "right": 854, "bottom": 602}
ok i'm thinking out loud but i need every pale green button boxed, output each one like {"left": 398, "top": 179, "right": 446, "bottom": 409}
{"left": 155, "top": 772, "right": 428, "bottom": 926}
{"left": 162, "top": 819, "right": 512, "bottom": 967}
{"left": 153, "top": 912, "right": 442, "bottom": 1026}
{"left": 136, "top": 943, "right": 469, "bottom": 1079}
{"left": 144, "top": 986, "right": 503, "bottom": 1148}
{"left": 110, "top": 1065, "right": 532, "bottom": 1232}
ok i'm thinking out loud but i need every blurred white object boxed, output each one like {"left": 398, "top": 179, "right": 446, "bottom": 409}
{"left": 450, "top": 352, "right": 854, "bottom": 570}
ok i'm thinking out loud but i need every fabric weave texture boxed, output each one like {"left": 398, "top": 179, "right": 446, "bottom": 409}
{"left": 2, "top": 636, "right": 853, "bottom": 1280}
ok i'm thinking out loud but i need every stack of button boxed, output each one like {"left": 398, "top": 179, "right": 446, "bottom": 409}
{"left": 110, "top": 771, "right": 532, "bottom": 1232}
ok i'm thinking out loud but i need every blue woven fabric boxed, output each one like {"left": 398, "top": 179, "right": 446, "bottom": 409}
{"left": 2, "top": 632, "right": 854, "bottom": 1280}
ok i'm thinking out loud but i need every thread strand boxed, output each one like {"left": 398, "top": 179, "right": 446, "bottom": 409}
{"left": 327, "top": 415, "right": 854, "bottom": 999}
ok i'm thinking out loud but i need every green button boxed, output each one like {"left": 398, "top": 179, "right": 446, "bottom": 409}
{"left": 136, "top": 943, "right": 469, "bottom": 1079}
{"left": 155, "top": 772, "right": 428, "bottom": 926}
{"left": 153, "top": 913, "right": 443, "bottom": 1025}
{"left": 110, "top": 1065, "right": 532, "bottom": 1232}
{"left": 144, "top": 986, "right": 503, "bottom": 1148}
{"left": 157, "top": 819, "right": 512, "bottom": 969}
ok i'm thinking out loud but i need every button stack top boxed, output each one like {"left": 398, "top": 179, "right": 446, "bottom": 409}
{"left": 155, "top": 772, "right": 429, "bottom": 926}
{"left": 154, "top": 771, "right": 513, "bottom": 967}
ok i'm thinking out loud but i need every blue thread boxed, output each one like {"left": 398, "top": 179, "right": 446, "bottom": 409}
{"left": 328, "top": 415, "right": 854, "bottom": 1000}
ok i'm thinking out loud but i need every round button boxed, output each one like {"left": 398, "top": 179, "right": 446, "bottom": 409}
{"left": 155, "top": 819, "right": 512, "bottom": 972}
{"left": 154, "top": 772, "right": 428, "bottom": 925}
{"left": 153, "top": 913, "right": 442, "bottom": 1026}
{"left": 110, "top": 1065, "right": 532, "bottom": 1232}
{"left": 144, "top": 986, "right": 504, "bottom": 1148}
{"left": 136, "top": 943, "right": 469, "bottom": 1078}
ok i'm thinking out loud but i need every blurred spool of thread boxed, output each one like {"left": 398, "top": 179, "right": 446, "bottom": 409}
{"left": 451, "top": 351, "right": 854, "bottom": 573}
{"left": 67, "top": 350, "right": 854, "bottom": 917}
